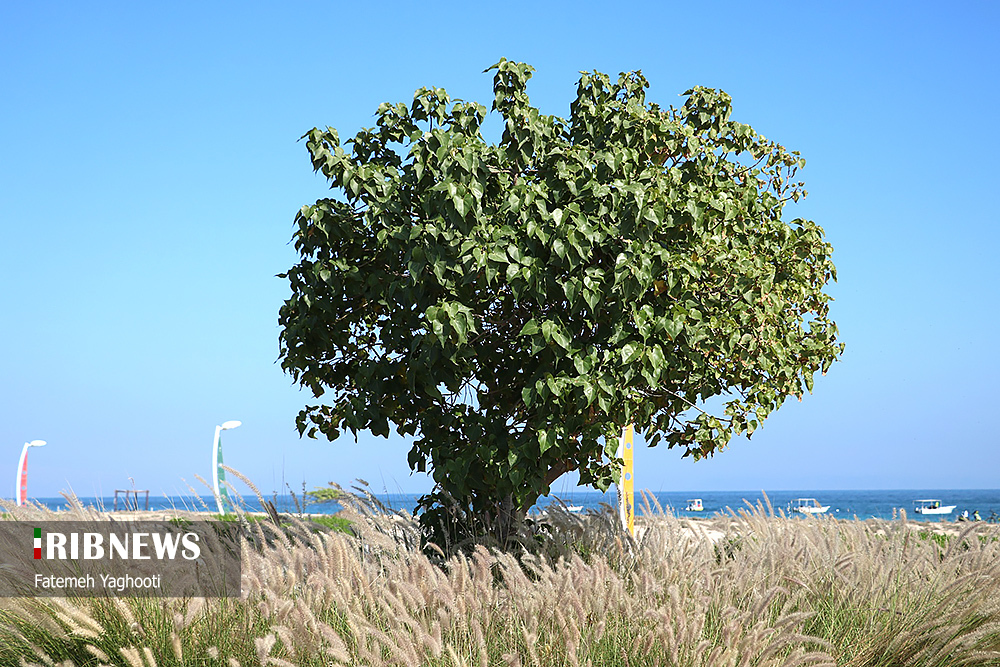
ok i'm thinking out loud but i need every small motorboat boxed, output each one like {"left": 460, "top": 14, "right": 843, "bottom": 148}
{"left": 791, "top": 498, "right": 830, "bottom": 514}
{"left": 913, "top": 499, "right": 956, "bottom": 515}
{"left": 685, "top": 498, "right": 704, "bottom": 511}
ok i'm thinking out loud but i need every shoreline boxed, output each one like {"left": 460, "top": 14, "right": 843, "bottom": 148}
{"left": 5, "top": 506, "right": 997, "bottom": 538}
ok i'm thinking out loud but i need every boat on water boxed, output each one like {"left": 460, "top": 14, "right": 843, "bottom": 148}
{"left": 536, "top": 503, "right": 582, "bottom": 516}
{"left": 685, "top": 498, "right": 704, "bottom": 511}
{"left": 913, "top": 499, "right": 956, "bottom": 515}
{"left": 791, "top": 498, "right": 830, "bottom": 514}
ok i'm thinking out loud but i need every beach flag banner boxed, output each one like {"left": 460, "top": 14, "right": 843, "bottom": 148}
{"left": 17, "top": 449, "right": 29, "bottom": 506}
{"left": 212, "top": 428, "right": 232, "bottom": 515}
{"left": 15, "top": 440, "right": 45, "bottom": 507}
{"left": 212, "top": 421, "right": 241, "bottom": 516}
{"left": 617, "top": 424, "right": 635, "bottom": 536}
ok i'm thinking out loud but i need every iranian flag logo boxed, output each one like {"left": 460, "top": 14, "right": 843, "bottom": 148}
{"left": 34, "top": 527, "right": 41, "bottom": 559}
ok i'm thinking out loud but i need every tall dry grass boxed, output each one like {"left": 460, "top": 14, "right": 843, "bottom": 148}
{"left": 2, "top": 492, "right": 1000, "bottom": 666}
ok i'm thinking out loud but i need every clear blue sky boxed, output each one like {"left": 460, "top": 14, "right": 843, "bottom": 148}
{"left": 2, "top": 2, "right": 998, "bottom": 500}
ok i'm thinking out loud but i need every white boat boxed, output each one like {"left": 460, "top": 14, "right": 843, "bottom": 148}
{"left": 913, "top": 499, "right": 956, "bottom": 515}
{"left": 685, "top": 498, "right": 704, "bottom": 512}
{"left": 791, "top": 498, "right": 830, "bottom": 514}
{"left": 538, "top": 503, "right": 582, "bottom": 515}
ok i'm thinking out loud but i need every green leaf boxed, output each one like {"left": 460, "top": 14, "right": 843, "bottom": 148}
{"left": 522, "top": 385, "right": 534, "bottom": 407}
{"left": 552, "top": 238, "right": 567, "bottom": 259}
{"left": 649, "top": 344, "right": 666, "bottom": 370}
{"left": 541, "top": 319, "right": 555, "bottom": 343}
{"left": 563, "top": 280, "right": 580, "bottom": 306}
{"left": 452, "top": 311, "right": 468, "bottom": 342}
{"left": 519, "top": 319, "right": 540, "bottom": 336}
{"left": 664, "top": 318, "right": 683, "bottom": 340}
{"left": 620, "top": 342, "right": 641, "bottom": 364}
{"left": 551, "top": 325, "right": 572, "bottom": 350}
{"left": 538, "top": 429, "right": 556, "bottom": 454}
{"left": 583, "top": 383, "right": 596, "bottom": 406}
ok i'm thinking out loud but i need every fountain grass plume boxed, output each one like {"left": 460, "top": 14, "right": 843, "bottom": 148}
{"left": 2, "top": 477, "right": 1000, "bottom": 666}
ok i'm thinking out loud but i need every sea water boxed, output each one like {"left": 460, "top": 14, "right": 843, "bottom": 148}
{"left": 27, "top": 489, "right": 1000, "bottom": 523}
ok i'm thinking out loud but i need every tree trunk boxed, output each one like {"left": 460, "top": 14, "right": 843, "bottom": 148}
{"left": 491, "top": 493, "right": 519, "bottom": 547}
{"left": 486, "top": 460, "right": 578, "bottom": 548}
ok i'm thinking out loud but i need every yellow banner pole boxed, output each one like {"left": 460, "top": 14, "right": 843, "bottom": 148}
{"left": 617, "top": 424, "right": 634, "bottom": 536}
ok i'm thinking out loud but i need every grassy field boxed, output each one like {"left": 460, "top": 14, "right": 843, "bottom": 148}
{"left": 2, "top": 495, "right": 1000, "bottom": 666}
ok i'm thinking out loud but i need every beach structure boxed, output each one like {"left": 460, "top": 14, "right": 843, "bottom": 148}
{"left": 14, "top": 439, "right": 46, "bottom": 506}
{"left": 212, "top": 420, "right": 241, "bottom": 515}
{"left": 113, "top": 488, "right": 150, "bottom": 511}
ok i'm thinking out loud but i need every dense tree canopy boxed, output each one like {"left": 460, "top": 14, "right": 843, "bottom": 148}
{"left": 279, "top": 59, "right": 843, "bottom": 541}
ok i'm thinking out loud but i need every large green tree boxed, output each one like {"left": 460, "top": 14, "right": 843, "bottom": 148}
{"left": 279, "top": 60, "right": 842, "bottom": 542}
